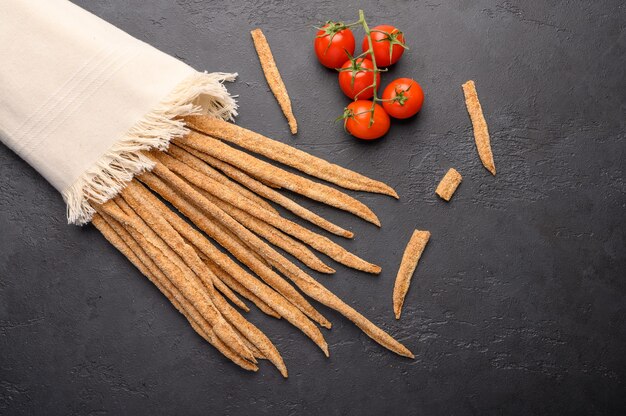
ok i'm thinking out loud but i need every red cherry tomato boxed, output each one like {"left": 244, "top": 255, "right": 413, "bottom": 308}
{"left": 343, "top": 100, "right": 390, "bottom": 140}
{"left": 338, "top": 58, "right": 380, "bottom": 100}
{"left": 362, "top": 25, "right": 406, "bottom": 67}
{"left": 382, "top": 78, "right": 424, "bottom": 119}
{"left": 314, "top": 22, "right": 356, "bottom": 68}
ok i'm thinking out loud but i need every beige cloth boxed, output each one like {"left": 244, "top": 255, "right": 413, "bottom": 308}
{"left": 0, "top": 0, "right": 237, "bottom": 224}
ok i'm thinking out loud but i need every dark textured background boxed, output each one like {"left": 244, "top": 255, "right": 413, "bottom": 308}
{"left": 1, "top": 1, "right": 625, "bottom": 414}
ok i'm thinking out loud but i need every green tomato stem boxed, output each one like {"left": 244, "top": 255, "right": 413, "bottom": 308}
{"left": 358, "top": 10, "right": 381, "bottom": 126}
{"left": 335, "top": 10, "right": 387, "bottom": 128}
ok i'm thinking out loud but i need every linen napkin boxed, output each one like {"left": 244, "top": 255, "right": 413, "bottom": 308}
{"left": 0, "top": 0, "right": 237, "bottom": 224}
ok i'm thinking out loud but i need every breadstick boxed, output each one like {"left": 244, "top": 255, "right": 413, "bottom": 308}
{"left": 211, "top": 276, "right": 249, "bottom": 312}
{"left": 151, "top": 154, "right": 379, "bottom": 272}
{"left": 141, "top": 169, "right": 332, "bottom": 333}
{"left": 260, "top": 248, "right": 414, "bottom": 358}
{"left": 137, "top": 172, "right": 331, "bottom": 351}
{"left": 211, "top": 219, "right": 272, "bottom": 269}
{"left": 462, "top": 80, "right": 496, "bottom": 175}
{"left": 120, "top": 185, "right": 223, "bottom": 298}
{"left": 393, "top": 230, "right": 430, "bottom": 320}
{"left": 178, "top": 144, "right": 352, "bottom": 238}
{"left": 167, "top": 144, "right": 277, "bottom": 215}
{"left": 143, "top": 162, "right": 411, "bottom": 357}
{"left": 195, "top": 187, "right": 335, "bottom": 274}
{"left": 111, "top": 207, "right": 264, "bottom": 368}
{"left": 142, "top": 165, "right": 332, "bottom": 328}
{"left": 435, "top": 168, "right": 462, "bottom": 202}
{"left": 109, "top": 198, "right": 258, "bottom": 365}
{"left": 177, "top": 131, "right": 381, "bottom": 226}
{"left": 95, "top": 199, "right": 254, "bottom": 363}
{"left": 233, "top": 326, "right": 265, "bottom": 360}
{"left": 210, "top": 286, "right": 287, "bottom": 377}
{"left": 131, "top": 180, "right": 279, "bottom": 320}
{"left": 202, "top": 258, "right": 281, "bottom": 320}
{"left": 115, "top": 193, "right": 279, "bottom": 371}
{"left": 185, "top": 115, "right": 398, "bottom": 198}
{"left": 93, "top": 214, "right": 257, "bottom": 371}
{"left": 250, "top": 28, "right": 297, "bottom": 134}
{"left": 120, "top": 183, "right": 288, "bottom": 370}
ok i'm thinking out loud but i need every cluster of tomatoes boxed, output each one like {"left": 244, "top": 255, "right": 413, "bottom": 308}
{"left": 314, "top": 20, "right": 424, "bottom": 140}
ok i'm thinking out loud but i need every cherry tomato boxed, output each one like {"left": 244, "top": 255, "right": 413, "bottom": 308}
{"left": 382, "top": 78, "right": 424, "bottom": 119}
{"left": 314, "top": 22, "right": 356, "bottom": 68}
{"left": 362, "top": 25, "right": 406, "bottom": 67}
{"left": 338, "top": 58, "right": 380, "bottom": 100}
{"left": 343, "top": 100, "right": 390, "bottom": 140}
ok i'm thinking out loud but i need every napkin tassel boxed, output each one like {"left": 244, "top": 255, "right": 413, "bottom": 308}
{"left": 63, "top": 71, "right": 238, "bottom": 225}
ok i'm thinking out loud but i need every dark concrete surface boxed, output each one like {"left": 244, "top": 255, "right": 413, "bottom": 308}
{"left": 1, "top": 0, "right": 625, "bottom": 414}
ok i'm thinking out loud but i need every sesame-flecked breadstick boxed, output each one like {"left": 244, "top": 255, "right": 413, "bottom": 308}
{"left": 120, "top": 183, "right": 287, "bottom": 372}
{"left": 211, "top": 219, "right": 272, "bottom": 269}
{"left": 115, "top": 193, "right": 275, "bottom": 371}
{"left": 140, "top": 169, "right": 331, "bottom": 331}
{"left": 210, "top": 285, "right": 287, "bottom": 376}
{"left": 260, "top": 246, "right": 415, "bottom": 359}
{"left": 195, "top": 187, "right": 335, "bottom": 274}
{"left": 233, "top": 325, "right": 265, "bottom": 360}
{"left": 142, "top": 165, "right": 332, "bottom": 330}
{"left": 178, "top": 143, "right": 353, "bottom": 238}
{"left": 96, "top": 199, "right": 255, "bottom": 363}
{"left": 250, "top": 28, "right": 298, "bottom": 134}
{"left": 462, "top": 80, "right": 496, "bottom": 175}
{"left": 163, "top": 157, "right": 378, "bottom": 273}
{"left": 157, "top": 160, "right": 335, "bottom": 273}
{"left": 133, "top": 175, "right": 290, "bottom": 324}
{"left": 119, "top": 189, "right": 248, "bottom": 313}
{"left": 435, "top": 168, "right": 462, "bottom": 202}
{"left": 106, "top": 198, "right": 257, "bottom": 366}
{"left": 137, "top": 172, "right": 330, "bottom": 352}
{"left": 202, "top": 258, "right": 281, "bottom": 320}
{"left": 393, "top": 230, "right": 431, "bottom": 320}
{"left": 106, "top": 202, "right": 267, "bottom": 370}
{"left": 93, "top": 213, "right": 258, "bottom": 371}
{"left": 211, "top": 275, "right": 250, "bottom": 312}
{"left": 185, "top": 115, "right": 398, "bottom": 198}
{"left": 120, "top": 185, "right": 224, "bottom": 299}
{"left": 167, "top": 144, "right": 277, "bottom": 215}
{"left": 142, "top": 162, "right": 412, "bottom": 358}
{"left": 177, "top": 132, "right": 381, "bottom": 226}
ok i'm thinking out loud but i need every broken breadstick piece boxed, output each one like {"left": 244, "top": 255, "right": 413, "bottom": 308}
{"left": 251, "top": 28, "right": 298, "bottom": 134}
{"left": 435, "top": 168, "right": 462, "bottom": 202}
{"left": 462, "top": 80, "right": 496, "bottom": 175}
{"left": 393, "top": 230, "right": 431, "bottom": 320}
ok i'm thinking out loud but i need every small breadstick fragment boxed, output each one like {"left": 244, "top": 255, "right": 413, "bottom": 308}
{"left": 250, "top": 28, "right": 298, "bottom": 134}
{"left": 435, "top": 168, "right": 462, "bottom": 202}
{"left": 393, "top": 230, "right": 431, "bottom": 320}
{"left": 462, "top": 80, "right": 495, "bottom": 175}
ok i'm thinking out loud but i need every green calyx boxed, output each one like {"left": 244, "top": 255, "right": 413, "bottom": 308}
{"left": 372, "top": 28, "right": 408, "bottom": 63}
{"left": 337, "top": 54, "right": 373, "bottom": 89}
{"left": 316, "top": 21, "right": 348, "bottom": 39}
{"left": 392, "top": 85, "right": 412, "bottom": 106}
{"left": 316, "top": 21, "right": 349, "bottom": 56}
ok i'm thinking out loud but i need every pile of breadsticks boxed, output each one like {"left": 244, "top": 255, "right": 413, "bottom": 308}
{"left": 92, "top": 115, "right": 412, "bottom": 377}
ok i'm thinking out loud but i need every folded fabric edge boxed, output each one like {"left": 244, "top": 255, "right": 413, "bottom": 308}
{"left": 63, "top": 71, "right": 238, "bottom": 225}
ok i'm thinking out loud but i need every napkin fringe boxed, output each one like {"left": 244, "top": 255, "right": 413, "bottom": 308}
{"left": 63, "top": 71, "right": 238, "bottom": 225}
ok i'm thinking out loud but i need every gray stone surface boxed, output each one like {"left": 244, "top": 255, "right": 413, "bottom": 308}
{"left": 1, "top": 0, "right": 625, "bottom": 414}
